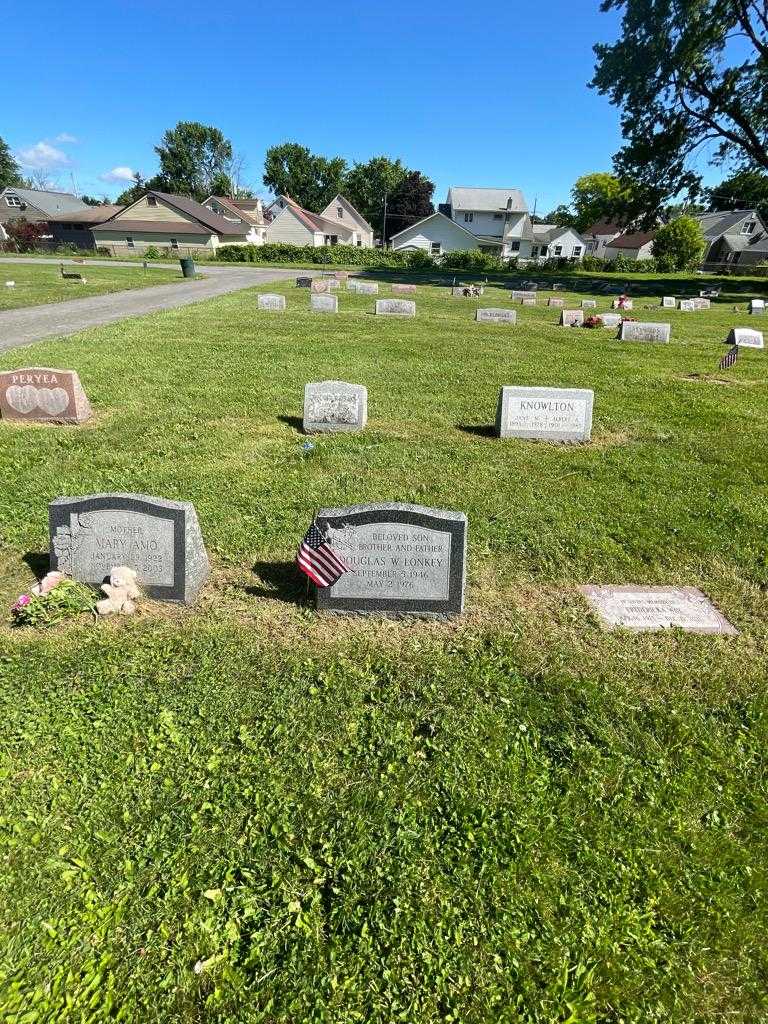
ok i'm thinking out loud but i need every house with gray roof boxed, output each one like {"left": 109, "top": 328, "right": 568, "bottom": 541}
{"left": 0, "top": 187, "right": 91, "bottom": 228}
{"left": 264, "top": 194, "right": 373, "bottom": 247}
{"left": 697, "top": 209, "right": 768, "bottom": 268}
{"left": 530, "top": 224, "right": 585, "bottom": 261}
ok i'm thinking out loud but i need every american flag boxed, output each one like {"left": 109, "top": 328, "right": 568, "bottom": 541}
{"left": 719, "top": 344, "right": 739, "bottom": 370}
{"left": 296, "top": 521, "right": 352, "bottom": 587}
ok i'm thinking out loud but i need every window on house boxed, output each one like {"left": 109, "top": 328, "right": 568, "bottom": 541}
{"left": 741, "top": 221, "right": 756, "bottom": 234}
{"left": 586, "top": 241, "right": 595, "bottom": 252}
{"left": 357, "top": 240, "right": 362, "bottom": 247}
{"left": 126, "top": 236, "right": 135, "bottom": 248}
{"left": 464, "top": 212, "right": 473, "bottom": 223}
{"left": 5, "top": 195, "right": 23, "bottom": 207}
{"left": 493, "top": 212, "right": 503, "bottom": 220}
{"left": 147, "top": 195, "right": 157, "bottom": 207}
{"left": 573, "top": 246, "right": 582, "bottom": 257}
{"left": 554, "top": 245, "right": 563, "bottom": 256}
{"left": 540, "top": 246, "right": 548, "bottom": 257}
{"left": 170, "top": 238, "right": 179, "bottom": 249}
{"left": 531, "top": 246, "right": 539, "bottom": 258}
{"left": 430, "top": 242, "right": 441, "bottom": 255}
{"left": 337, "top": 207, "right": 343, "bottom": 218}
{"left": 510, "top": 240, "right": 520, "bottom": 252}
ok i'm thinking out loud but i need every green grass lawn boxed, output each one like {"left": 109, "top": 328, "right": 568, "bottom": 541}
{"left": 1, "top": 277, "right": 767, "bottom": 1022}
{"left": 0, "top": 262, "right": 189, "bottom": 310}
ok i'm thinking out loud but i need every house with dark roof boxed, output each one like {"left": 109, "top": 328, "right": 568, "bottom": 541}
{"left": 202, "top": 195, "right": 267, "bottom": 244}
{"left": 582, "top": 220, "right": 624, "bottom": 258}
{"left": 604, "top": 230, "right": 656, "bottom": 262}
{"left": 697, "top": 209, "right": 768, "bottom": 268}
{"left": 91, "top": 191, "right": 253, "bottom": 255}
{"left": 0, "top": 187, "right": 91, "bottom": 229}
{"left": 264, "top": 194, "right": 373, "bottom": 247}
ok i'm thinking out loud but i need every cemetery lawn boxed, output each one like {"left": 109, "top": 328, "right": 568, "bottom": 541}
{"left": 0, "top": 262, "right": 189, "bottom": 310}
{"left": 1, "top": 277, "right": 767, "bottom": 1023}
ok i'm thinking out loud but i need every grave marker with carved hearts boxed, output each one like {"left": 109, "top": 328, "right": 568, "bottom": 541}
{"left": 0, "top": 368, "right": 92, "bottom": 424}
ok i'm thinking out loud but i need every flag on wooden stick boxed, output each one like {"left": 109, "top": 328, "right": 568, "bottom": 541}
{"left": 296, "top": 521, "right": 351, "bottom": 587}
{"left": 719, "top": 344, "right": 739, "bottom": 370}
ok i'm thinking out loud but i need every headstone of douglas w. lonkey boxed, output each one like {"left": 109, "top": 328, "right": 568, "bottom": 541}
{"left": 303, "top": 381, "right": 367, "bottom": 433}
{"left": 496, "top": 386, "right": 593, "bottom": 442}
{"left": 314, "top": 503, "right": 467, "bottom": 617}
{"left": 48, "top": 493, "right": 209, "bottom": 602}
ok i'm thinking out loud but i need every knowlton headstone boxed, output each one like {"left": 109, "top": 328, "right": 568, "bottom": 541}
{"left": 661, "top": 296, "right": 676, "bottom": 308}
{"left": 258, "top": 293, "right": 285, "bottom": 310}
{"left": 580, "top": 585, "right": 738, "bottom": 635}
{"left": 392, "top": 283, "right": 417, "bottom": 294}
{"left": 727, "top": 327, "right": 764, "bottom": 349}
{"left": 496, "top": 386, "right": 593, "bottom": 442}
{"left": 560, "top": 309, "right": 584, "bottom": 326}
{"left": 619, "top": 321, "right": 671, "bottom": 343}
{"left": 314, "top": 503, "right": 467, "bottom": 617}
{"left": 303, "top": 381, "right": 367, "bottom": 433}
{"left": 49, "top": 493, "right": 209, "bottom": 603}
{"left": 475, "top": 308, "right": 517, "bottom": 324}
{"left": 375, "top": 298, "right": 416, "bottom": 317}
{"left": 0, "top": 367, "right": 92, "bottom": 424}
{"left": 310, "top": 293, "right": 338, "bottom": 313}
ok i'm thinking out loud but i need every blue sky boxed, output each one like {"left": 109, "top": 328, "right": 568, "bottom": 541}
{"left": 5, "top": 0, "right": 721, "bottom": 210}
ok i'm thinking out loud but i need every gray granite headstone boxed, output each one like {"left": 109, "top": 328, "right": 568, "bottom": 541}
{"left": 303, "top": 381, "right": 367, "bottom": 433}
{"left": 258, "top": 293, "right": 285, "bottom": 310}
{"left": 600, "top": 312, "right": 622, "bottom": 328}
{"left": 296, "top": 276, "right": 312, "bottom": 288}
{"left": 692, "top": 297, "right": 710, "bottom": 309}
{"left": 727, "top": 328, "right": 764, "bottom": 349}
{"left": 560, "top": 309, "right": 584, "bottom": 326}
{"left": 749, "top": 299, "right": 765, "bottom": 315}
{"left": 496, "top": 386, "right": 593, "bottom": 442}
{"left": 392, "top": 284, "right": 417, "bottom": 294}
{"left": 620, "top": 321, "right": 671, "bottom": 343}
{"left": 314, "top": 503, "right": 467, "bottom": 617}
{"left": 678, "top": 299, "right": 695, "bottom": 312}
{"left": 548, "top": 297, "right": 565, "bottom": 307}
{"left": 49, "top": 493, "right": 209, "bottom": 603}
{"left": 475, "top": 308, "right": 517, "bottom": 324}
{"left": 349, "top": 280, "right": 379, "bottom": 295}
{"left": 580, "top": 585, "right": 738, "bottom": 635}
{"left": 375, "top": 298, "right": 416, "bottom": 317}
{"left": 512, "top": 290, "right": 536, "bottom": 302}
{"left": 311, "top": 293, "right": 338, "bottom": 313}
{"left": 581, "top": 299, "right": 596, "bottom": 309}
{"left": 0, "top": 367, "right": 91, "bottom": 424}
{"left": 661, "top": 296, "right": 676, "bottom": 308}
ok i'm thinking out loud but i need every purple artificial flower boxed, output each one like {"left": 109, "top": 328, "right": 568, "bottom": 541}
{"left": 12, "top": 594, "right": 31, "bottom": 611}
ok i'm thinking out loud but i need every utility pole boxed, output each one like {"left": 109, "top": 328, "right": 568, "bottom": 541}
{"left": 382, "top": 192, "right": 388, "bottom": 249}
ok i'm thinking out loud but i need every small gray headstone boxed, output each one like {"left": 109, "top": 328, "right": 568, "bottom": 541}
{"left": 375, "top": 298, "right": 416, "bottom": 317}
{"left": 678, "top": 299, "right": 696, "bottom": 312}
{"left": 749, "top": 299, "right": 765, "bottom": 315}
{"left": 496, "top": 386, "right": 593, "bottom": 442}
{"left": 600, "top": 312, "right": 622, "bottom": 328}
{"left": 511, "top": 290, "right": 536, "bottom": 302}
{"left": 620, "top": 321, "right": 671, "bottom": 343}
{"left": 0, "top": 367, "right": 91, "bottom": 424}
{"left": 476, "top": 308, "right": 517, "bottom": 324}
{"left": 560, "top": 309, "right": 584, "bottom": 326}
{"left": 303, "top": 381, "right": 367, "bottom": 433}
{"left": 349, "top": 280, "right": 379, "bottom": 295}
{"left": 580, "top": 585, "right": 738, "bottom": 635}
{"left": 49, "top": 493, "right": 209, "bottom": 603}
{"left": 581, "top": 299, "right": 596, "bottom": 309}
{"left": 692, "top": 297, "right": 710, "bottom": 309}
{"left": 548, "top": 297, "right": 565, "bottom": 307}
{"left": 727, "top": 328, "right": 764, "bottom": 349}
{"left": 296, "top": 276, "right": 312, "bottom": 288}
{"left": 392, "top": 284, "right": 417, "bottom": 294}
{"left": 311, "top": 293, "right": 338, "bottom": 313}
{"left": 314, "top": 503, "right": 467, "bottom": 617}
{"left": 310, "top": 279, "right": 330, "bottom": 294}
{"left": 521, "top": 297, "right": 536, "bottom": 306}
{"left": 661, "top": 296, "right": 676, "bottom": 308}
{"left": 258, "top": 293, "right": 285, "bottom": 311}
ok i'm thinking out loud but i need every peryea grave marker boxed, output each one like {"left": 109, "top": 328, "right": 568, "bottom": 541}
{"left": 258, "top": 293, "right": 285, "bottom": 311}
{"left": 620, "top": 321, "right": 671, "bottom": 343}
{"left": 303, "top": 381, "right": 367, "bottom": 433}
{"left": 580, "top": 585, "right": 738, "bottom": 635}
{"left": 311, "top": 293, "right": 338, "bottom": 313}
{"left": 475, "top": 308, "right": 517, "bottom": 324}
{"left": 496, "top": 386, "right": 594, "bottom": 443}
{"left": 0, "top": 367, "right": 92, "bottom": 424}
{"left": 49, "top": 493, "right": 209, "bottom": 603}
{"left": 375, "top": 298, "right": 416, "bottom": 317}
{"left": 314, "top": 502, "right": 467, "bottom": 617}
{"left": 727, "top": 328, "right": 764, "bottom": 349}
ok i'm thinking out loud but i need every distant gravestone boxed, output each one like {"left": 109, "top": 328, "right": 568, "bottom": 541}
{"left": 600, "top": 313, "right": 622, "bottom": 328}
{"left": 258, "top": 293, "right": 285, "bottom": 310}
{"left": 392, "top": 284, "right": 417, "bottom": 294}
{"left": 326, "top": 279, "right": 340, "bottom": 290}
{"left": 476, "top": 308, "right": 517, "bottom": 324}
{"left": 692, "top": 297, "right": 710, "bottom": 309}
{"left": 678, "top": 299, "right": 696, "bottom": 312}
{"left": 560, "top": 309, "right": 584, "bottom": 327}
{"left": 581, "top": 299, "right": 596, "bottom": 309}
{"left": 620, "top": 321, "right": 671, "bottom": 343}
{"left": 349, "top": 280, "right": 379, "bottom": 295}
{"left": 496, "top": 386, "right": 593, "bottom": 442}
{"left": 311, "top": 279, "right": 330, "bottom": 293}
{"left": 314, "top": 503, "right": 467, "bottom": 617}
{"left": 310, "top": 293, "right": 338, "bottom": 313}
{"left": 452, "top": 285, "right": 483, "bottom": 297}
{"left": 49, "top": 493, "right": 209, "bottom": 602}
{"left": 296, "top": 276, "right": 312, "bottom": 288}
{"left": 303, "top": 381, "right": 367, "bottom": 433}
{"left": 612, "top": 298, "right": 633, "bottom": 310}
{"left": 727, "top": 328, "right": 764, "bottom": 349}
{"left": 335, "top": 271, "right": 349, "bottom": 280}
{"left": 661, "top": 296, "right": 676, "bottom": 308}
{"left": 521, "top": 297, "right": 536, "bottom": 306}
{"left": 749, "top": 299, "right": 765, "bottom": 315}
{"left": 0, "top": 367, "right": 92, "bottom": 424}
{"left": 512, "top": 290, "right": 536, "bottom": 302}
{"left": 548, "top": 297, "right": 565, "bottom": 307}
{"left": 580, "top": 585, "right": 738, "bottom": 635}
{"left": 375, "top": 298, "right": 416, "bottom": 317}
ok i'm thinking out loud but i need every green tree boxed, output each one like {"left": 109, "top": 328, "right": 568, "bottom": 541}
{"left": 707, "top": 169, "right": 768, "bottom": 221}
{"left": 0, "top": 136, "right": 24, "bottom": 189}
{"left": 344, "top": 156, "right": 408, "bottom": 236}
{"left": 263, "top": 143, "right": 347, "bottom": 211}
{"left": 542, "top": 204, "right": 578, "bottom": 228}
{"left": 384, "top": 172, "right": 435, "bottom": 241}
{"left": 571, "top": 172, "right": 633, "bottom": 229}
{"left": 114, "top": 172, "right": 165, "bottom": 206}
{"left": 80, "top": 194, "right": 111, "bottom": 207}
{"left": 591, "top": 0, "right": 768, "bottom": 224}
{"left": 154, "top": 121, "right": 234, "bottom": 201}
{"left": 651, "top": 215, "right": 706, "bottom": 270}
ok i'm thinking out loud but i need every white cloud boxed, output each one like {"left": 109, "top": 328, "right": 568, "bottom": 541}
{"left": 16, "top": 141, "right": 71, "bottom": 170}
{"left": 55, "top": 132, "right": 78, "bottom": 144}
{"left": 99, "top": 166, "right": 137, "bottom": 184}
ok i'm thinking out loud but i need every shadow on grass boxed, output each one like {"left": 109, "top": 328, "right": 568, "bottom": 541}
{"left": 456, "top": 423, "right": 497, "bottom": 439}
{"left": 248, "top": 560, "right": 308, "bottom": 605}
{"left": 277, "top": 415, "right": 304, "bottom": 433}
{"left": 23, "top": 551, "right": 50, "bottom": 578}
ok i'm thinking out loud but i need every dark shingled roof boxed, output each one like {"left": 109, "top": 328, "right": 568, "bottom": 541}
{"left": 97, "top": 191, "right": 250, "bottom": 237}
{"left": 608, "top": 230, "right": 656, "bottom": 249}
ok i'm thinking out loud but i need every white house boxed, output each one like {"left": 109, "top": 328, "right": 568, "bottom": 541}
{"left": 582, "top": 220, "right": 624, "bottom": 258}
{"left": 202, "top": 195, "right": 267, "bottom": 245}
{"left": 388, "top": 212, "right": 480, "bottom": 256}
{"left": 264, "top": 194, "right": 372, "bottom": 247}
{"left": 530, "top": 224, "right": 585, "bottom": 261}
{"left": 319, "top": 194, "right": 374, "bottom": 247}
{"left": 603, "top": 230, "right": 656, "bottom": 262}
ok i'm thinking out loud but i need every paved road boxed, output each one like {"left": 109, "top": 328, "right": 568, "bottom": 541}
{"left": 0, "top": 258, "right": 308, "bottom": 353}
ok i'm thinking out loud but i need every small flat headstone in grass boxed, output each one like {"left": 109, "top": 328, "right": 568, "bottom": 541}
{"left": 661, "top": 296, "right": 676, "bottom": 308}
{"left": 310, "top": 293, "right": 338, "bottom": 313}
{"left": 679, "top": 299, "right": 696, "bottom": 311}
{"left": 0, "top": 367, "right": 92, "bottom": 424}
{"left": 314, "top": 503, "right": 467, "bottom": 617}
{"left": 580, "top": 585, "right": 738, "bottom": 634}
{"left": 496, "top": 385, "right": 593, "bottom": 442}
{"left": 349, "top": 280, "right": 379, "bottom": 295}
{"left": 258, "top": 293, "right": 285, "bottom": 311}
{"left": 620, "top": 321, "right": 671, "bottom": 343}
{"left": 303, "top": 381, "right": 367, "bottom": 433}
{"left": 548, "top": 297, "right": 565, "bottom": 307}
{"left": 511, "top": 290, "right": 536, "bottom": 302}
{"left": 560, "top": 309, "right": 584, "bottom": 326}
{"left": 600, "top": 313, "right": 622, "bottom": 328}
{"left": 296, "top": 276, "right": 312, "bottom": 288}
{"left": 728, "top": 328, "right": 764, "bottom": 349}
{"left": 749, "top": 299, "right": 765, "bottom": 315}
{"left": 49, "top": 493, "right": 209, "bottom": 603}
{"left": 311, "top": 279, "right": 330, "bottom": 293}
{"left": 581, "top": 299, "right": 596, "bottom": 308}
{"left": 476, "top": 308, "right": 517, "bottom": 324}
{"left": 375, "top": 298, "right": 415, "bottom": 317}
{"left": 392, "top": 284, "right": 417, "bottom": 294}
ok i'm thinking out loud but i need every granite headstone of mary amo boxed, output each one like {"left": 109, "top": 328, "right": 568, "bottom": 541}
{"left": 375, "top": 298, "right": 416, "bottom": 317}
{"left": 496, "top": 386, "right": 594, "bottom": 442}
{"left": 48, "top": 493, "right": 209, "bottom": 603}
{"left": 303, "top": 381, "right": 367, "bottom": 433}
{"left": 475, "top": 308, "right": 517, "bottom": 324}
{"left": 310, "top": 293, "right": 338, "bottom": 313}
{"left": 580, "top": 585, "right": 738, "bottom": 635}
{"left": 560, "top": 309, "right": 584, "bottom": 327}
{"left": 0, "top": 367, "right": 92, "bottom": 424}
{"left": 258, "top": 293, "right": 286, "bottom": 311}
{"left": 310, "top": 503, "right": 467, "bottom": 617}
{"left": 727, "top": 328, "right": 764, "bottom": 349}
{"left": 619, "top": 321, "right": 671, "bottom": 343}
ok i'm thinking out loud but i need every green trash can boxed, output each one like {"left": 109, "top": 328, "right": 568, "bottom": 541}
{"left": 180, "top": 257, "right": 196, "bottom": 278}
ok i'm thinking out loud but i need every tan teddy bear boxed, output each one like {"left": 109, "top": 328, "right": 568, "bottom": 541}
{"left": 96, "top": 566, "right": 141, "bottom": 616}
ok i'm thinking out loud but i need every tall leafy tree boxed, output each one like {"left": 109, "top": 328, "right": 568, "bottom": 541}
{"left": 592, "top": 0, "right": 768, "bottom": 224}
{"left": 115, "top": 172, "right": 165, "bottom": 206}
{"left": 384, "top": 171, "right": 435, "bottom": 241}
{"left": 154, "top": 121, "right": 234, "bottom": 201}
{"left": 707, "top": 169, "right": 768, "bottom": 220}
{"left": 570, "top": 172, "right": 632, "bottom": 229}
{"left": 0, "top": 136, "right": 24, "bottom": 189}
{"left": 652, "top": 216, "right": 707, "bottom": 270}
{"left": 542, "top": 204, "right": 578, "bottom": 228}
{"left": 344, "top": 156, "right": 408, "bottom": 235}
{"left": 263, "top": 143, "right": 347, "bottom": 211}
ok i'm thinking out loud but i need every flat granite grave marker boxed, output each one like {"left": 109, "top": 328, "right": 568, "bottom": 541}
{"left": 620, "top": 321, "right": 671, "bottom": 343}
{"left": 580, "top": 585, "right": 738, "bottom": 635}
{"left": 678, "top": 299, "right": 696, "bottom": 312}
{"left": 451, "top": 285, "right": 484, "bottom": 297}
{"left": 258, "top": 293, "right": 285, "bottom": 311}
{"left": 661, "top": 296, "right": 676, "bottom": 308}
{"left": 303, "top": 381, "right": 367, "bottom": 433}
{"left": 692, "top": 297, "right": 711, "bottom": 309}
{"left": 310, "top": 279, "right": 330, "bottom": 293}
{"left": 310, "top": 293, "right": 338, "bottom": 313}
{"left": 600, "top": 313, "right": 622, "bottom": 328}
{"left": 349, "top": 280, "right": 379, "bottom": 295}
{"left": 375, "top": 298, "right": 416, "bottom": 317}
{"left": 49, "top": 493, "right": 209, "bottom": 602}
{"left": 560, "top": 309, "right": 584, "bottom": 326}
{"left": 496, "top": 386, "right": 593, "bottom": 442}
{"left": 749, "top": 299, "right": 765, "bottom": 315}
{"left": 0, "top": 367, "right": 91, "bottom": 424}
{"left": 548, "top": 297, "right": 565, "bottom": 307}
{"left": 581, "top": 299, "right": 596, "bottom": 309}
{"left": 476, "top": 308, "right": 517, "bottom": 324}
{"left": 392, "top": 283, "right": 417, "bottom": 294}
{"left": 512, "top": 290, "right": 536, "bottom": 302}
{"left": 314, "top": 503, "right": 467, "bottom": 617}
{"left": 521, "top": 297, "right": 536, "bottom": 306}
{"left": 296, "top": 276, "right": 312, "bottom": 288}
{"left": 728, "top": 327, "right": 764, "bottom": 348}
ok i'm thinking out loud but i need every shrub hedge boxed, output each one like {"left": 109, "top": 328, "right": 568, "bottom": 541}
{"left": 215, "top": 243, "right": 427, "bottom": 269}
